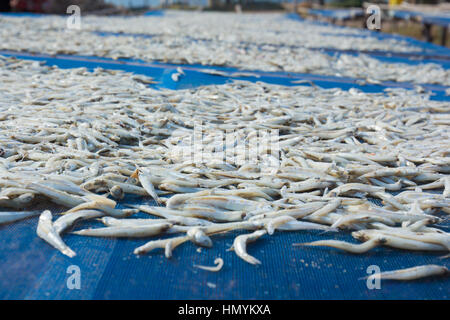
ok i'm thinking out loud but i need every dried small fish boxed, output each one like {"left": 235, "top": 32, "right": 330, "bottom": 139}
{"left": 134, "top": 235, "right": 189, "bottom": 258}
{"left": 36, "top": 210, "right": 76, "bottom": 258}
{"left": 54, "top": 210, "right": 104, "bottom": 234}
{"left": 295, "top": 238, "right": 381, "bottom": 254}
{"left": 110, "top": 185, "right": 124, "bottom": 200}
{"left": 187, "top": 227, "right": 213, "bottom": 247}
{"left": 231, "top": 230, "right": 267, "bottom": 265}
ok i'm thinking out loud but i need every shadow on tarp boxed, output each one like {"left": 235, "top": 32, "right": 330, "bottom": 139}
{"left": 1, "top": 50, "right": 448, "bottom": 101}
{"left": 0, "top": 193, "right": 448, "bottom": 300}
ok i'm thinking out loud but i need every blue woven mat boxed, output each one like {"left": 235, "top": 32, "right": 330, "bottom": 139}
{"left": 90, "top": 29, "right": 450, "bottom": 68}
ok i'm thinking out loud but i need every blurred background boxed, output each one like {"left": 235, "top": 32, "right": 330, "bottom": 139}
{"left": 0, "top": 0, "right": 449, "bottom": 46}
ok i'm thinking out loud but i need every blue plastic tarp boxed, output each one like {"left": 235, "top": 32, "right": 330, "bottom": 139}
{"left": 308, "top": 8, "right": 364, "bottom": 21}
{"left": 286, "top": 12, "right": 450, "bottom": 57}
{"left": 0, "top": 10, "right": 165, "bottom": 18}
{"left": 1, "top": 194, "right": 449, "bottom": 300}
{"left": 91, "top": 29, "right": 450, "bottom": 68}
{"left": 0, "top": 50, "right": 448, "bottom": 300}
{"left": 0, "top": 12, "right": 46, "bottom": 17}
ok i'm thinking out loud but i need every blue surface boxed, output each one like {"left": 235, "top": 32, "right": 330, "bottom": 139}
{"left": 92, "top": 31, "right": 156, "bottom": 39}
{"left": 0, "top": 194, "right": 448, "bottom": 300}
{"left": 92, "top": 29, "right": 450, "bottom": 68}
{"left": 0, "top": 10, "right": 164, "bottom": 18}
{"left": 3, "top": 11, "right": 450, "bottom": 63}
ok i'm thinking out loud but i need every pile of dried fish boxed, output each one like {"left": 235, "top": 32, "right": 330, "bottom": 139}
{"left": 1, "top": 12, "right": 449, "bottom": 85}
{"left": 0, "top": 55, "right": 449, "bottom": 281}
